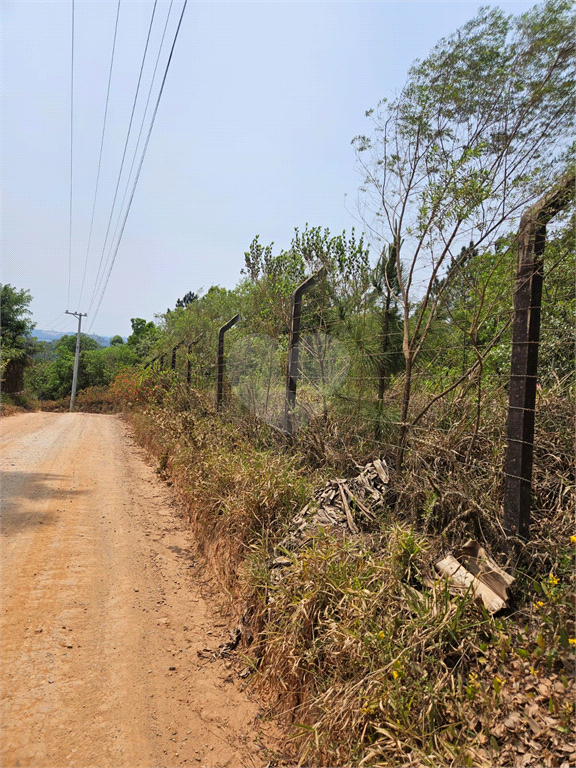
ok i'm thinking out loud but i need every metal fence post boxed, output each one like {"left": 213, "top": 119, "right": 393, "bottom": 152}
{"left": 216, "top": 315, "right": 240, "bottom": 410}
{"left": 186, "top": 344, "right": 192, "bottom": 385}
{"left": 504, "top": 173, "right": 574, "bottom": 541}
{"left": 171, "top": 346, "right": 177, "bottom": 370}
{"left": 284, "top": 269, "right": 325, "bottom": 435}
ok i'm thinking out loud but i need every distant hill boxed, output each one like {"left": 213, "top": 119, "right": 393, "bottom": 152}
{"left": 32, "top": 330, "right": 124, "bottom": 347}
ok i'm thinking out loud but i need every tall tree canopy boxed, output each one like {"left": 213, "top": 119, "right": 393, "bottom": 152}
{"left": 0, "top": 284, "right": 36, "bottom": 387}
{"left": 353, "top": 0, "right": 575, "bottom": 465}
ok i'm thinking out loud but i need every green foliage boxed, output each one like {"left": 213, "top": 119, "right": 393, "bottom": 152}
{"left": 26, "top": 333, "right": 139, "bottom": 400}
{"left": 352, "top": 0, "right": 574, "bottom": 462}
{"left": 175, "top": 291, "right": 198, "bottom": 309}
{"left": 127, "top": 317, "right": 160, "bottom": 358}
{"left": 0, "top": 284, "right": 36, "bottom": 380}
{"left": 539, "top": 213, "right": 575, "bottom": 383}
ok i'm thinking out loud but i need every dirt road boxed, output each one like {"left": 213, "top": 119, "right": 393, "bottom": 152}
{"left": 1, "top": 412, "right": 273, "bottom": 768}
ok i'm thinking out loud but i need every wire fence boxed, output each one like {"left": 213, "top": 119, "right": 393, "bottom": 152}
{"left": 140, "top": 234, "right": 574, "bottom": 546}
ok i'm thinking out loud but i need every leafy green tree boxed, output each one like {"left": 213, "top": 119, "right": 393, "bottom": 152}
{"left": 127, "top": 318, "right": 159, "bottom": 358}
{"left": 353, "top": 0, "right": 575, "bottom": 467}
{"left": 1, "top": 284, "right": 37, "bottom": 391}
{"left": 242, "top": 226, "right": 370, "bottom": 337}
{"left": 26, "top": 334, "right": 100, "bottom": 399}
{"left": 110, "top": 335, "right": 124, "bottom": 346}
{"left": 27, "top": 332, "right": 139, "bottom": 399}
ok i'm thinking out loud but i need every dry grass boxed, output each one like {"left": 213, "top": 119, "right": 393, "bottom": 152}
{"left": 119, "top": 374, "right": 574, "bottom": 767}
{"left": 0, "top": 392, "right": 39, "bottom": 417}
{"left": 127, "top": 383, "right": 323, "bottom": 594}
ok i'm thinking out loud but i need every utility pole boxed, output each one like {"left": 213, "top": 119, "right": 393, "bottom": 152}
{"left": 65, "top": 310, "right": 87, "bottom": 412}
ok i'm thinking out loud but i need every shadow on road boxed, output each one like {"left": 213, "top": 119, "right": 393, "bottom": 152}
{"left": 0, "top": 470, "right": 88, "bottom": 535}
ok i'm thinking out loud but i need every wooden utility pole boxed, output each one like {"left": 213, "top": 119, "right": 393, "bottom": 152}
{"left": 216, "top": 315, "right": 240, "bottom": 410}
{"left": 504, "top": 172, "right": 574, "bottom": 540}
{"left": 65, "top": 310, "right": 87, "bottom": 412}
{"left": 284, "top": 269, "right": 325, "bottom": 435}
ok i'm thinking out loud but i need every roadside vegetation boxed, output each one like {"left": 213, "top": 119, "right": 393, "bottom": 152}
{"left": 2, "top": 1, "right": 574, "bottom": 765}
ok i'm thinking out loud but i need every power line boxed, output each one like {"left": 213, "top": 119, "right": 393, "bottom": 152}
{"left": 88, "top": 0, "right": 159, "bottom": 316}
{"left": 88, "top": 0, "right": 188, "bottom": 333}
{"left": 77, "top": 0, "right": 122, "bottom": 313}
{"left": 106, "top": 0, "right": 175, "bottom": 274}
{"left": 41, "top": 311, "right": 67, "bottom": 331}
{"left": 67, "top": 0, "right": 75, "bottom": 309}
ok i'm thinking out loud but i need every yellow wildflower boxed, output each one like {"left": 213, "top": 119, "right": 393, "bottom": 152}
{"left": 392, "top": 670, "right": 399, "bottom": 679}
{"left": 571, "top": 535, "right": 576, "bottom": 544}
{"left": 536, "top": 601, "right": 544, "bottom": 608}
{"left": 549, "top": 573, "right": 559, "bottom": 585}
{"left": 569, "top": 639, "right": 576, "bottom": 646}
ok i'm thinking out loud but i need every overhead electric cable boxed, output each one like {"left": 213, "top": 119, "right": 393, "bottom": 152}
{"left": 88, "top": 0, "right": 188, "bottom": 333}
{"left": 43, "top": 311, "right": 67, "bottom": 330}
{"left": 67, "top": 0, "right": 75, "bottom": 309}
{"left": 76, "top": 0, "right": 122, "bottom": 312}
{"left": 88, "top": 0, "right": 159, "bottom": 315}
{"left": 106, "top": 0, "right": 174, "bottom": 265}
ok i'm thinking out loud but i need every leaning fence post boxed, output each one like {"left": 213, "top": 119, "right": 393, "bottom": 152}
{"left": 284, "top": 269, "right": 325, "bottom": 435}
{"left": 216, "top": 315, "right": 240, "bottom": 410}
{"left": 186, "top": 344, "right": 192, "bottom": 385}
{"left": 504, "top": 173, "right": 574, "bottom": 541}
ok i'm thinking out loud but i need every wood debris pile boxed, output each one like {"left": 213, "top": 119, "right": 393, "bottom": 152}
{"left": 289, "top": 457, "right": 389, "bottom": 540}
{"left": 269, "top": 459, "right": 390, "bottom": 577}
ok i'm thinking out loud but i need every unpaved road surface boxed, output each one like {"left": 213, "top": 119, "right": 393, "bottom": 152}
{"left": 1, "top": 412, "right": 274, "bottom": 768}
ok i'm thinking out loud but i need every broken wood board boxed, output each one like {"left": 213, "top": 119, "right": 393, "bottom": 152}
{"left": 435, "top": 539, "right": 514, "bottom": 613}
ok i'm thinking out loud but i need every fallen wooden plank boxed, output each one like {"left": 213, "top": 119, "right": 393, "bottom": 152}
{"left": 435, "top": 554, "right": 507, "bottom": 613}
{"left": 338, "top": 482, "right": 359, "bottom": 534}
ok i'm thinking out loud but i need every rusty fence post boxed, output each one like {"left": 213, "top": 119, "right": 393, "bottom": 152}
{"left": 171, "top": 346, "right": 177, "bottom": 370}
{"left": 216, "top": 315, "right": 240, "bottom": 410}
{"left": 186, "top": 344, "right": 192, "bottom": 385}
{"left": 504, "top": 173, "right": 574, "bottom": 541}
{"left": 284, "top": 269, "right": 325, "bottom": 435}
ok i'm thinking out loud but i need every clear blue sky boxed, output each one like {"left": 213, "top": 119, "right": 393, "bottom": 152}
{"left": 3, "top": 0, "right": 536, "bottom": 338}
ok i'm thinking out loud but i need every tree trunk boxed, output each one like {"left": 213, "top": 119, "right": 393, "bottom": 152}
{"left": 396, "top": 354, "right": 412, "bottom": 472}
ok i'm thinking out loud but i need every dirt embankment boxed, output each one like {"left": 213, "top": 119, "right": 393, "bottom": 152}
{"left": 1, "top": 412, "right": 276, "bottom": 768}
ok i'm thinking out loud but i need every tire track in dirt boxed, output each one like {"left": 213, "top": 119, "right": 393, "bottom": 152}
{"left": 1, "top": 412, "right": 275, "bottom": 768}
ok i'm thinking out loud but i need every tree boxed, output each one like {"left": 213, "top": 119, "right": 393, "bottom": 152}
{"left": 242, "top": 226, "right": 370, "bottom": 337}
{"left": 365, "top": 243, "right": 404, "bottom": 433}
{"left": 353, "top": 0, "right": 574, "bottom": 468}
{"left": 109, "top": 335, "right": 124, "bottom": 346}
{"left": 127, "top": 318, "right": 159, "bottom": 358}
{"left": 26, "top": 334, "right": 99, "bottom": 400}
{"left": 27, "top": 333, "right": 139, "bottom": 399}
{"left": 0, "top": 284, "right": 36, "bottom": 391}
{"left": 175, "top": 291, "right": 198, "bottom": 309}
